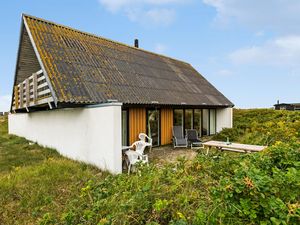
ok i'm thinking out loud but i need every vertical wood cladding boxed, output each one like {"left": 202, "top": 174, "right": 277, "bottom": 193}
{"left": 161, "top": 108, "right": 173, "bottom": 145}
{"left": 129, "top": 108, "right": 146, "bottom": 144}
{"left": 129, "top": 107, "right": 173, "bottom": 145}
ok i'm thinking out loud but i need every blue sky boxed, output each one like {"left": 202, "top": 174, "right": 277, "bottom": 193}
{"left": 1, "top": 0, "right": 299, "bottom": 111}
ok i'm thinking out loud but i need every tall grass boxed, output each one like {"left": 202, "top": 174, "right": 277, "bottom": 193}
{"left": 0, "top": 109, "right": 300, "bottom": 224}
{"left": 0, "top": 116, "right": 103, "bottom": 224}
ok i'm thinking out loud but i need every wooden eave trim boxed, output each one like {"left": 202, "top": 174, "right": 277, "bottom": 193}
{"left": 10, "top": 15, "right": 25, "bottom": 112}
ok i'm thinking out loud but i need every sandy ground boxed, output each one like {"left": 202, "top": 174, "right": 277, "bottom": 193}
{"left": 148, "top": 145, "right": 200, "bottom": 165}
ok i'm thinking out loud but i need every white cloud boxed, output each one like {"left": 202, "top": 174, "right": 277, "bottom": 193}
{"left": 99, "top": 0, "right": 186, "bottom": 12}
{"left": 154, "top": 43, "right": 167, "bottom": 53}
{"left": 146, "top": 9, "right": 175, "bottom": 25}
{"left": 254, "top": 31, "right": 264, "bottom": 37}
{"left": 203, "top": 0, "right": 300, "bottom": 33}
{"left": 229, "top": 35, "right": 300, "bottom": 67}
{"left": 203, "top": 0, "right": 300, "bottom": 74}
{"left": 125, "top": 8, "right": 175, "bottom": 25}
{"left": 0, "top": 95, "right": 11, "bottom": 112}
{"left": 99, "top": 0, "right": 186, "bottom": 25}
{"left": 217, "top": 69, "right": 233, "bottom": 76}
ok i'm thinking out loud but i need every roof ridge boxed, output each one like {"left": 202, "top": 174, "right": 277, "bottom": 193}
{"left": 22, "top": 13, "right": 190, "bottom": 65}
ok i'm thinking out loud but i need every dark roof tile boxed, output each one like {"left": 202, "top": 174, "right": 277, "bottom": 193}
{"left": 24, "top": 14, "right": 233, "bottom": 106}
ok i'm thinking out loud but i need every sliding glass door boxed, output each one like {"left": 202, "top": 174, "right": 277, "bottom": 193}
{"left": 173, "top": 108, "right": 217, "bottom": 137}
{"left": 185, "top": 109, "right": 193, "bottom": 130}
{"left": 147, "top": 109, "right": 160, "bottom": 146}
{"left": 174, "top": 109, "right": 183, "bottom": 127}
{"left": 202, "top": 109, "right": 209, "bottom": 136}
{"left": 194, "top": 109, "right": 202, "bottom": 137}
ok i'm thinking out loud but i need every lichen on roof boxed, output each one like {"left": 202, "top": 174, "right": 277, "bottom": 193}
{"left": 22, "top": 14, "right": 233, "bottom": 106}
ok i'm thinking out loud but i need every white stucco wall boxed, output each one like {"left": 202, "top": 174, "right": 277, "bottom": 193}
{"left": 216, "top": 107, "right": 233, "bottom": 133}
{"left": 8, "top": 103, "right": 122, "bottom": 174}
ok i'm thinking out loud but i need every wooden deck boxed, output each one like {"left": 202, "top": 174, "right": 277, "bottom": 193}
{"left": 202, "top": 141, "right": 267, "bottom": 154}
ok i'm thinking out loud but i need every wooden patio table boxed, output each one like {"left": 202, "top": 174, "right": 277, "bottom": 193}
{"left": 202, "top": 141, "right": 267, "bottom": 155}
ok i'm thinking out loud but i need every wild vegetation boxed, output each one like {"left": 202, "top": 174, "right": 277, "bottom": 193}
{"left": 0, "top": 109, "right": 299, "bottom": 224}
{"left": 0, "top": 116, "right": 105, "bottom": 224}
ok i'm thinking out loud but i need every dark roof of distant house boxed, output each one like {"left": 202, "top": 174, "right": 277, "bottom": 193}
{"left": 274, "top": 103, "right": 300, "bottom": 107}
{"left": 14, "top": 14, "right": 233, "bottom": 107}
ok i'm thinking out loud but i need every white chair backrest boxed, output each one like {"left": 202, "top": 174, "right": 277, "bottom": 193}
{"left": 132, "top": 140, "right": 147, "bottom": 155}
{"left": 138, "top": 133, "right": 152, "bottom": 145}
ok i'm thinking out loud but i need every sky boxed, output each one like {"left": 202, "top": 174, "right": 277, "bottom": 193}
{"left": 0, "top": 0, "right": 299, "bottom": 111}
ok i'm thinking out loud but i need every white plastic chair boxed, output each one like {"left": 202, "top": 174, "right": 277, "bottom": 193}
{"left": 125, "top": 140, "right": 149, "bottom": 174}
{"left": 138, "top": 133, "right": 153, "bottom": 152}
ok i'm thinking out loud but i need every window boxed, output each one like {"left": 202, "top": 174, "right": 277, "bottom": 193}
{"left": 209, "top": 109, "right": 216, "bottom": 135}
{"left": 174, "top": 109, "right": 183, "bottom": 127}
{"left": 185, "top": 109, "right": 193, "bottom": 132}
{"left": 202, "top": 109, "right": 209, "bottom": 136}
{"left": 194, "top": 109, "right": 202, "bottom": 137}
{"left": 173, "top": 108, "right": 217, "bottom": 137}
{"left": 147, "top": 109, "right": 160, "bottom": 146}
{"left": 122, "top": 110, "right": 128, "bottom": 146}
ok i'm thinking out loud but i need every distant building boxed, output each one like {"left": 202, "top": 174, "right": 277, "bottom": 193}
{"left": 274, "top": 101, "right": 300, "bottom": 111}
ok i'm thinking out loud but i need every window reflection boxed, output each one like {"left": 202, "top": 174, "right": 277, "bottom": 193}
{"left": 194, "top": 109, "right": 201, "bottom": 137}
{"left": 202, "top": 109, "right": 209, "bottom": 136}
{"left": 174, "top": 109, "right": 183, "bottom": 127}
{"left": 173, "top": 108, "right": 217, "bottom": 137}
{"left": 184, "top": 109, "right": 193, "bottom": 132}
{"left": 209, "top": 109, "right": 216, "bottom": 135}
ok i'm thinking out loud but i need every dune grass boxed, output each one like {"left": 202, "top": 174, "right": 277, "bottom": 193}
{"left": 0, "top": 109, "right": 299, "bottom": 224}
{"left": 0, "top": 116, "right": 103, "bottom": 224}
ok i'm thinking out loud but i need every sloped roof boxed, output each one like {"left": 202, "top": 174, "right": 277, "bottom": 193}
{"left": 17, "top": 14, "right": 233, "bottom": 107}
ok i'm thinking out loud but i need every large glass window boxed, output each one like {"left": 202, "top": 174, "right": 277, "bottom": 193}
{"left": 202, "top": 109, "right": 209, "bottom": 136}
{"left": 172, "top": 108, "right": 217, "bottom": 137}
{"left": 209, "top": 109, "right": 216, "bottom": 135}
{"left": 173, "top": 109, "right": 183, "bottom": 127}
{"left": 147, "top": 109, "right": 160, "bottom": 146}
{"left": 185, "top": 109, "right": 193, "bottom": 132}
{"left": 122, "top": 110, "right": 128, "bottom": 146}
{"left": 193, "top": 109, "right": 202, "bottom": 137}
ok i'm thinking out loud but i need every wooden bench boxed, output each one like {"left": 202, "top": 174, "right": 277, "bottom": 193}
{"left": 202, "top": 141, "right": 267, "bottom": 155}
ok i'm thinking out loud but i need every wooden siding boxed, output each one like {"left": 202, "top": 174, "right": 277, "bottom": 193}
{"left": 129, "top": 108, "right": 146, "bottom": 144}
{"left": 16, "top": 28, "right": 41, "bottom": 84}
{"left": 161, "top": 108, "right": 173, "bottom": 145}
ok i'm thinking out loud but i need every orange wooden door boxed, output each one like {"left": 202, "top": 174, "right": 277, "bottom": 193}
{"left": 129, "top": 108, "right": 146, "bottom": 144}
{"left": 161, "top": 108, "right": 173, "bottom": 145}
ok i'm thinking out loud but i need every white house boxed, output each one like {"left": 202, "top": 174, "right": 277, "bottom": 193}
{"left": 9, "top": 14, "right": 233, "bottom": 174}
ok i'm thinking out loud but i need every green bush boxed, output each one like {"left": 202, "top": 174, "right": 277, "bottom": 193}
{"left": 215, "top": 109, "right": 300, "bottom": 146}
{"left": 58, "top": 109, "right": 300, "bottom": 224}
{"left": 210, "top": 142, "right": 300, "bottom": 224}
{"left": 2, "top": 109, "right": 300, "bottom": 224}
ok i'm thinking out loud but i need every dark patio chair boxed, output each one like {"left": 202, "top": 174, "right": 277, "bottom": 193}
{"left": 172, "top": 126, "right": 188, "bottom": 148}
{"left": 186, "top": 129, "right": 202, "bottom": 149}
